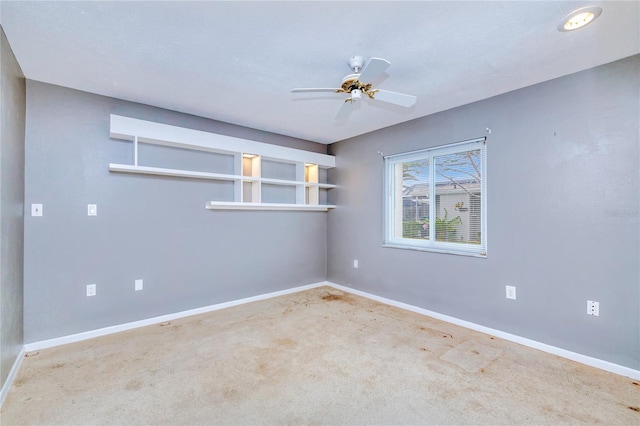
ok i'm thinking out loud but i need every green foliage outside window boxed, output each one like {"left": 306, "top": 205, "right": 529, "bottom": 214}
{"left": 402, "top": 208, "right": 466, "bottom": 242}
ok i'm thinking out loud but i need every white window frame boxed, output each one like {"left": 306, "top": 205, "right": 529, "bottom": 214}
{"left": 383, "top": 137, "right": 487, "bottom": 257}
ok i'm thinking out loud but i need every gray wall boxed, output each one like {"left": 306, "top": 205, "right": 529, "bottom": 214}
{"left": 23, "top": 81, "right": 328, "bottom": 343}
{"left": 327, "top": 55, "right": 640, "bottom": 370}
{"left": 0, "top": 26, "right": 25, "bottom": 387}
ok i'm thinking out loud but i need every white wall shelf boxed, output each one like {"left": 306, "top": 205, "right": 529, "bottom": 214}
{"left": 206, "top": 202, "right": 336, "bottom": 211}
{"left": 110, "top": 114, "right": 335, "bottom": 168}
{"left": 109, "top": 115, "right": 336, "bottom": 211}
{"left": 109, "top": 164, "right": 242, "bottom": 181}
{"left": 259, "top": 177, "right": 304, "bottom": 186}
{"left": 310, "top": 183, "right": 337, "bottom": 189}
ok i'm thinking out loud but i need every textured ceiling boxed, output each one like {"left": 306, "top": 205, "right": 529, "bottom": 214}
{"left": 1, "top": 1, "right": 638, "bottom": 144}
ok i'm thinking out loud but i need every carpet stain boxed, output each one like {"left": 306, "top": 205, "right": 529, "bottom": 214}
{"left": 322, "top": 294, "right": 345, "bottom": 301}
{"left": 465, "top": 400, "right": 485, "bottom": 411}
{"left": 222, "top": 388, "right": 239, "bottom": 399}
{"left": 628, "top": 406, "right": 639, "bottom": 412}
{"left": 419, "top": 326, "right": 453, "bottom": 339}
{"left": 321, "top": 291, "right": 358, "bottom": 306}
{"left": 50, "top": 363, "right": 65, "bottom": 369}
{"left": 274, "top": 338, "right": 296, "bottom": 348}
{"left": 125, "top": 379, "right": 143, "bottom": 391}
{"left": 282, "top": 306, "right": 295, "bottom": 315}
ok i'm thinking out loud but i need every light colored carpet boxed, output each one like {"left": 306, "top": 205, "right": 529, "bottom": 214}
{"left": 2, "top": 286, "right": 639, "bottom": 425}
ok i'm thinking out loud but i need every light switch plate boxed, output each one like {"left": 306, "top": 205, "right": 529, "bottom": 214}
{"left": 88, "top": 204, "right": 97, "bottom": 216}
{"left": 86, "top": 284, "right": 96, "bottom": 297}
{"left": 135, "top": 279, "right": 143, "bottom": 291}
{"left": 31, "top": 204, "right": 43, "bottom": 217}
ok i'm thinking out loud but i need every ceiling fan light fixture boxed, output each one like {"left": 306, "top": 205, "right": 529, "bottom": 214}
{"left": 558, "top": 6, "right": 602, "bottom": 31}
{"left": 351, "top": 89, "right": 362, "bottom": 101}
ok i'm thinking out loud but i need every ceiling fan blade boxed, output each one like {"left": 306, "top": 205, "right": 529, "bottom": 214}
{"left": 373, "top": 90, "right": 417, "bottom": 108}
{"left": 358, "top": 57, "right": 390, "bottom": 83}
{"left": 291, "top": 88, "right": 339, "bottom": 93}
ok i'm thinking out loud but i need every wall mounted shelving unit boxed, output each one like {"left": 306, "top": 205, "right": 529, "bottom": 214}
{"left": 108, "top": 115, "right": 336, "bottom": 211}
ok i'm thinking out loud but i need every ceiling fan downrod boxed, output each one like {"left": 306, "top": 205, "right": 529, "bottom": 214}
{"left": 348, "top": 56, "right": 365, "bottom": 73}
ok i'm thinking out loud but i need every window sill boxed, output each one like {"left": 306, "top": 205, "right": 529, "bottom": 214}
{"left": 382, "top": 243, "right": 487, "bottom": 258}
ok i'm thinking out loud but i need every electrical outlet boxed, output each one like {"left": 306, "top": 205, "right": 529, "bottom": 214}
{"left": 587, "top": 300, "right": 599, "bottom": 316}
{"left": 506, "top": 285, "right": 516, "bottom": 300}
{"left": 135, "top": 279, "right": 143, "bottom": 291}
{"left": 353, "top": 259, "right": 359, "bottom": 268}
{"left": 88, "top": 204, "right": 97, "bottom": 216}
{"left": 86, "top": 284, "right": 96, "bottom": 297}
{"left": 31, "top": 204, "right": 43, "bottom": 217}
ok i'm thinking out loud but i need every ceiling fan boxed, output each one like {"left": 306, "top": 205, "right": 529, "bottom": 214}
{"left": 291, "top": 56, "right": 417, "bottom": 119}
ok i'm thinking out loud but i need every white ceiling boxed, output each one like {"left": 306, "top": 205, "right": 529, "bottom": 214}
{"left": 1, "top": 1, "right": 638, "bottom": 144}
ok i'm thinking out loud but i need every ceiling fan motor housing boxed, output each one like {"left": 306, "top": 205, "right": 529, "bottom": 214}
{"left": 341, "top": 74, "right": 362, "bottom": 91}
{"left": 340, "top": 74, "right": 373, "bottom": 96}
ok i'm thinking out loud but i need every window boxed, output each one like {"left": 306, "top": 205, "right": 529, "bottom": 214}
{"left": 384, "top": 137, "right": 486, "bottom": 257}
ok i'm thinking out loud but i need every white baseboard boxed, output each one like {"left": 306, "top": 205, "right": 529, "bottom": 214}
{"left": 24, "top": 281, "right": 326, "bottom": 352}
{"left": 0, "top": 346, "right": 25, "bottom": 408}
{"left": 21, "top": 280, "right": 639, "bottom": 381}
{"left": 325, "top": 282, "right": 640, "bottom": 380}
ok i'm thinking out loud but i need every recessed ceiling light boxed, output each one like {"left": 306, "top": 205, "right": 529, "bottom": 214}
{"left": 558, "top": 6, "right": 602, "bottom": 32}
